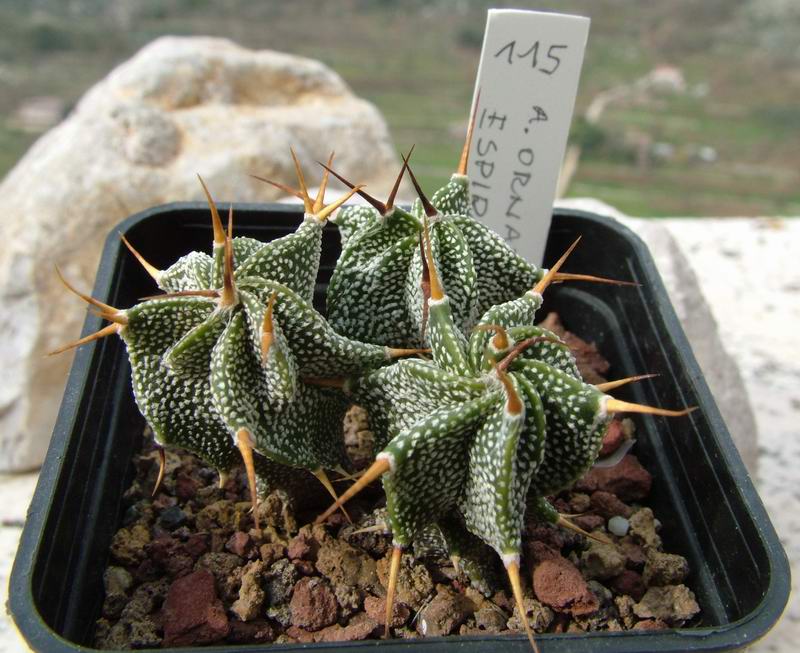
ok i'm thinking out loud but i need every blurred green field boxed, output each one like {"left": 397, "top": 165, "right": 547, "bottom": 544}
{"left": 0, "top": 0, "right": 798, "bottom": 216}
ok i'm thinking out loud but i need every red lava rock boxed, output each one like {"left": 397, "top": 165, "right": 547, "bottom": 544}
{"left": 591, "top": 491, "right": 633, "bottom": 519}
{"left": 150, "top": 535, "right": 204, "bottom": 576}
{"left": 576, "top": 455, "right": 653, "bottom": 502}
{"left": 364, "top": 596, "right": 411, "bottom": 628}
{"left": 340, "top": 612, "right": 381, "bottom": 640}
{"left": 526, "top": 541, "right": 561, "bottom": 564}
{"left": 175, "top": 472, "right": 200, "bottom": 501}
{"left": 226, "top": 619, "right": 277, "bottom": 643}
{"left": 314, "top": 613, "right": 379, "bottom": 642}
{"left": 552, "top": 497, "right": 571, "bottom": 514}
{"left": 133, "top": 558, "right": 160, "bottom": 583}
{"left": 599, "top": 420, "right": 626, "bottom": 458}
{"left": 226, "top": 532, "right": 252, "bottom": 558}
{"left": 285, "top": 625, "right": 315, "bottom": 643}
{"left": 610, "top": 570, "right": 647, "bottom": 602}
{"left": 293, "top": 559, "right": 316, "bottom": 575}
{"left": 539, "top": 312, "right": 610, "bottom": 383}
{"left": 533, "top": 556, "right": 599, "bottom": 617}
{"left": 572, "top": 514, "right": 606, "bottom": 532}
{"left": 100, "top": 390, "right": 700, "bottom": 646}
{"left": 162, "top": 569, "right": 229, "bottom": 646}
{"left": 259, "top": 543, "right": 285, "bottom": 567}
{"left": 620, "top": 539, "right": 647, "bottom": 570}
{"left": 183, "top": 533, "right": 210, "bottom": 560}
{"left": 287, "top": 533, "right": 313, "bottom": 560}
{"left": 148, "top": 536, "right": 178, "bottom": 565}
{"left": 525, "top": 523, "right": 568, "bottom": 550}
{"left": 163, "top": 554, "right": 194, "bottom": 579}
{"left": 289, "top": 577, "right": 338, "bottom": 631}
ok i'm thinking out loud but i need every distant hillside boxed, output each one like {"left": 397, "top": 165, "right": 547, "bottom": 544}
{"left": 0, "top": 0, "right": 798, "bottom": 215}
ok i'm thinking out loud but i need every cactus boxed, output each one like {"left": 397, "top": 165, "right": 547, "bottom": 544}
{"left": 52, "top": 139, "right": 692, "bottom": 649}
{"left": 51, "top": 161, "right": 424, "bottom": 526}
{"left": 325, "top": 106, "right": 622, "bottom": 349}
{"left": 316, "top": 220, "right": 693, "bottom": 646}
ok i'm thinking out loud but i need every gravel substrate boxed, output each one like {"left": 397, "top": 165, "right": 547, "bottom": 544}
{"left": 95, "top": 314, "right": 701, "bottom": 648}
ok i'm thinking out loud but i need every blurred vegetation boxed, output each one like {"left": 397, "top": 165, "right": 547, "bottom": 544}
{"left": 0, "top": 0, "right": 798, "bottom": 216}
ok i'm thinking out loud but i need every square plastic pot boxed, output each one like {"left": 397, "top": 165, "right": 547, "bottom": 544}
{"left": 9, "top": 203, "right": 789, "bottom": 652}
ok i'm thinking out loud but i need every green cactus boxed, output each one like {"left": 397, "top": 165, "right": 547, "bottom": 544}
{"left": 317, "top": 221, "right": 693, "bottom": 645}
{"left": 51, "top": 141, "right": 692, "bottom": 650}
{"left": 325, "top": 110, "right": 621, "bottom": 349}
{"left": 51, "top": 161, "right": 424, "bottom": 526}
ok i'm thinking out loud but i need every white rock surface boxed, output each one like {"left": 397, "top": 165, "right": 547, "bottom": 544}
{"left": 0, "top": 36, "right": 402, "bottom": 471}
{"left": 649, "top": 216, "right": 799, "bottom": 653}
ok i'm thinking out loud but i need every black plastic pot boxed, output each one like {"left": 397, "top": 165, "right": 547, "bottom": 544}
{"left": 9, "top": 203, "right": 789, "bottom": 652}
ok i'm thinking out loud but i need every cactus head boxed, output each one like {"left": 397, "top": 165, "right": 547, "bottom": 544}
{"left": 317, "top": 235, "right": 693, "bottom": 644}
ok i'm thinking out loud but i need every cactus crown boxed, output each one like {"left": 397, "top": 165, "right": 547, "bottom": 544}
{"left": 54, "top": 158, "right": 422, "bottom": 526}
{"left": 316, "top": 212, "right": 692, "bottom": 645}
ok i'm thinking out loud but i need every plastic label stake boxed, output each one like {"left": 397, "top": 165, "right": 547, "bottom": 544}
{"left": 468, "top": 9, "right": 590, "bottom": 265}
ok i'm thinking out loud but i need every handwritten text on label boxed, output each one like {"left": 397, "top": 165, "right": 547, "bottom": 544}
{"left": 468, "top": 10, "right": 589, "bottom": 265}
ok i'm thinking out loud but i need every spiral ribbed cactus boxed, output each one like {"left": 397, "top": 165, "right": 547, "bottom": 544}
{"left": 325, "top": 110, "right": 619, "bottom": 349}
{"left": 316, "top": 220, "right": 693, "bottom": 647}
{"left": 52, "top": 159, "right": 424, "bottom": 526}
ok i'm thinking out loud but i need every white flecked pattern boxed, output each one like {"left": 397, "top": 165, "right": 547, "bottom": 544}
{"left": 354, "top": 249, "right": 613, "bottom": 571}
{"left": 327, "top": 174, "right": 547, "bottom": 349}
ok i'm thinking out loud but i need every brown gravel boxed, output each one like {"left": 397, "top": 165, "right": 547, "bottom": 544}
{"left": 162, "top": 569, "right": 229, "bottom": 646}
{"left": 289, "top": 577, "right": 338, "bottom": 631}
{"left": 576, "top": 455, "right": 653, "bottom": 501}
{"left": 533, "top": 555, "right": 599, "bottom": 616}
{"left": 94, "top": 317, "right": 700, "bottom": 648}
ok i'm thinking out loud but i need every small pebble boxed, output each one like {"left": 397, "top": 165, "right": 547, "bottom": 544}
{"left": 159, "top": 505, "right": 188, "bottom": 530}
{"left": 608, "top": 516, "right": 630, "bottom": 537}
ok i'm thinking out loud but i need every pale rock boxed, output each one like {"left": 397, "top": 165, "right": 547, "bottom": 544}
{"left": 0, "top": 36, "right": 401, "bottom": 471}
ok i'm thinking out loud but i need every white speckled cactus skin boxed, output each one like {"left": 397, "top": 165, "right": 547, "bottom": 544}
{"left": 317, "top": 204, "right": 691, "bottom": 645}
{"left": 351, "top": 238, "right": 612, "bottom": 562}
{"left": 53, "top": 166, "right": 408, "bottom": 506}
{"left": 130, "top": 181, "right": 385, "bottom": 485}
{"left": 328, "top": 168, "right": 547, "bottom": 348}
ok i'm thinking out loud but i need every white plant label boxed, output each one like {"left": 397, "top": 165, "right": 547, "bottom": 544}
{"left": 467, "top": 9, "right": 590, "bottom": 265}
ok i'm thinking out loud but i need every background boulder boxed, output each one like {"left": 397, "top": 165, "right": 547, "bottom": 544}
{"left": 0, "top": 36, "right": 402, "bottom": 471}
